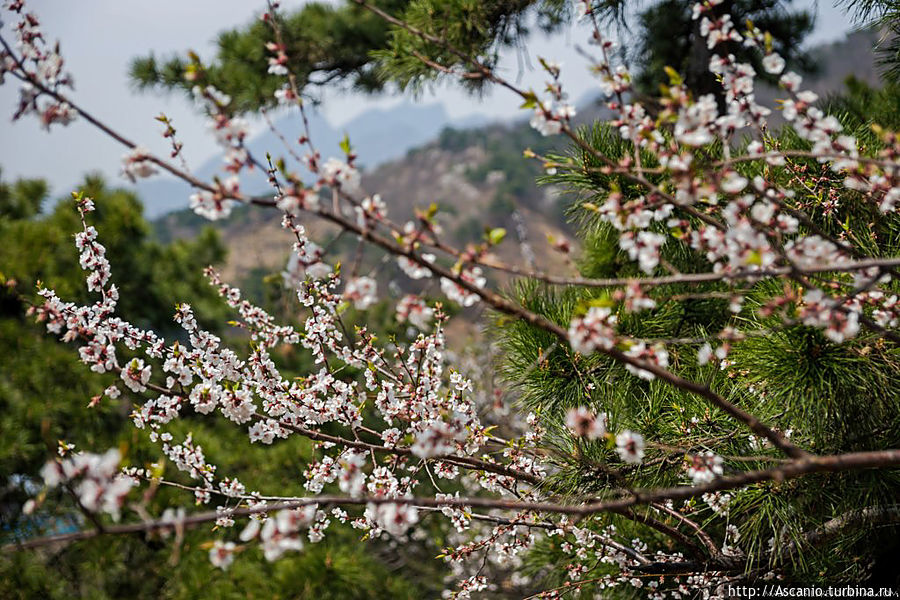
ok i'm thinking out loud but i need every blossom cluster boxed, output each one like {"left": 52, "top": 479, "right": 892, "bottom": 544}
{"left": 33, "top": 198, "right": 537, "bottom": 577}
{"left": 40, "top": 449, "right": 136, "bottom": 519}
{"left": 1, "top": 1, "right": 76, "bottom": 128}
{"left": 522, "top": 0, "right": 900, "bottom": 375}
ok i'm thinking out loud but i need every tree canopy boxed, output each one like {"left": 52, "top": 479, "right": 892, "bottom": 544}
{"left": 130, "top": 0, "right": 815, "bottom": 111}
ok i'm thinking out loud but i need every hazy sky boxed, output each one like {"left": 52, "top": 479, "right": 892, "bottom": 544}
{"left": 0, "top": 0, "right": 856, "bottom": 197}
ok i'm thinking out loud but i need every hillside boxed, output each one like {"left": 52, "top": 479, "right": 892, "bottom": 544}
{"left": 153, "top": 118, "right": 577, "bottom": 294}
{"left": 151, "top": 27, "right": 886, "bottom": 300}
{"left": 135, "top": 101, "right": 488, "bottom": 218}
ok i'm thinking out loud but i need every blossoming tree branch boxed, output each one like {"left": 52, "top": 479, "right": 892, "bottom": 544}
{"left": 2, "top": 0, "right": 899, "bottom": 595}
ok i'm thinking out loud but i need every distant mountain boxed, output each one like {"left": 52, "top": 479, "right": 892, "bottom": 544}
{"left": 134, "top": 100, "right": 486, "bottom": 218}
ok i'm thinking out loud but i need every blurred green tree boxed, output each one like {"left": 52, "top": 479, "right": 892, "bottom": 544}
{"left": 0, "top": 173, "right": 428, "bottom": 599}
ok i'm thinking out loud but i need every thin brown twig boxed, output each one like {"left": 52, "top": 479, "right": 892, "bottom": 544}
{"left": 9, "top": 448, "right": 900, "bottom": 552}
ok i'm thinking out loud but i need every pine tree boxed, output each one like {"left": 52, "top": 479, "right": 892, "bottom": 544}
{"left": 493, "top": 103, "right": 900, "bottom": 586}
{"left": 129, "top": 0, "right": 814, "bottom": 111}
{"left": 129, "top": 0, "right": 569, "bottom": 113}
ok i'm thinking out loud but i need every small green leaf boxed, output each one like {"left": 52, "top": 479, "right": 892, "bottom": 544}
{"left": 339, "top": 134, "right": 352, "bottom": 155}
{"left": 663, "top": 66, "right": 683, "bottom": 86}
{"left": 587, "top": 296, "right": 615, "bottom": 309}
{"left": 519, "top": 90, "right": 538, "bottom": 109}
{"left": 487, "top": 227, "right": 507, "bottom": 245}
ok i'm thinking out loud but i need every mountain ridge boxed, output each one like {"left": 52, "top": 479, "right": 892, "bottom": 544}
{"left": 133, "top": 100, "right": 488, "bottom": 218}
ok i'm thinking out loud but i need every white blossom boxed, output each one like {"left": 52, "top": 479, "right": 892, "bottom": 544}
{"left": 209, "top": 541, "right": 236, "bottom": 569}
{"left": 615, "top": 430, "right": 645, "bottom": 464}
{"left": 565, "top": 407, "right": 607, "bottom": 440}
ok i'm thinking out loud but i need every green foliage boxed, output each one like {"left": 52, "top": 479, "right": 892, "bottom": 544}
{"left": 130, "top": 0, "right": 814, "bottom": 113}
{"left": 0, "top": 174, "right": 228, "bottom": 537}
{"left": 0, "top": 529, "right": 421, "bottom": 600}
{"left": 130, "top": 0, "right": 567, "bottom": 113}
{"left": 0, "top": 173, "right": 434, "bottom": 598}
{"left": 0, "top": 170, "right": 47, "bottom": 220}
{"left": 490, "top": 83, "right": 900, "bottom": 590}
{"left": 371, "top": 0, "right": 566, "bottom": 93}
{"left": 130, "top": 1, "right": 408, "bottom": 113}
{"left": 823, "top": 76, "right": 900, "bottom": 131}
{"left": 0, "top": 174, "right": 229, "bottom": 332}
